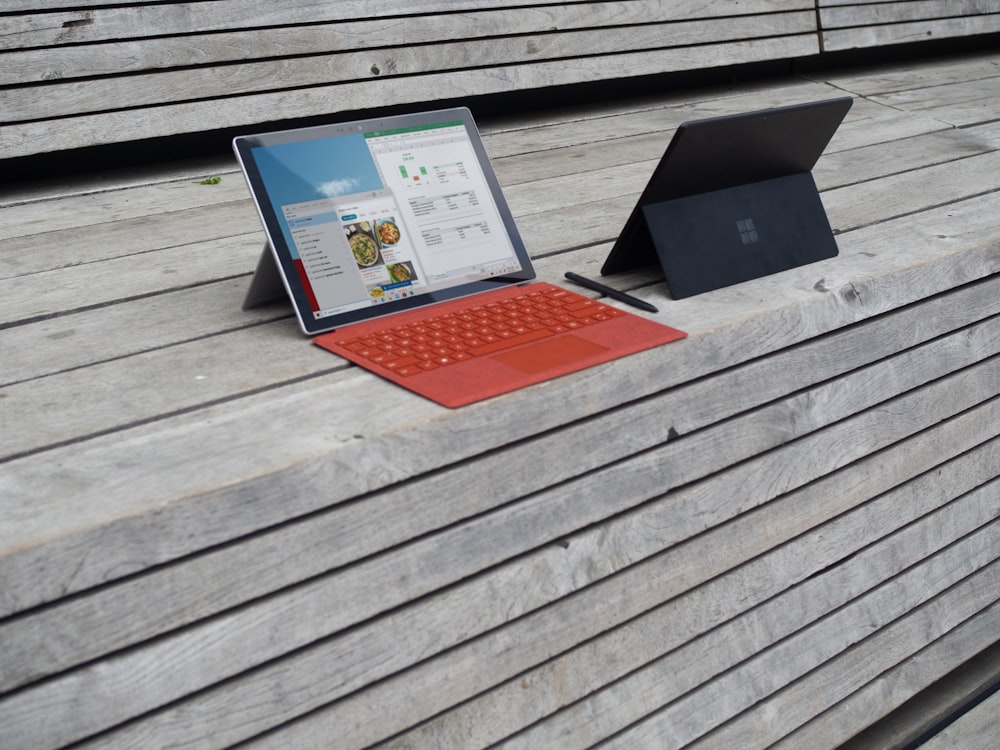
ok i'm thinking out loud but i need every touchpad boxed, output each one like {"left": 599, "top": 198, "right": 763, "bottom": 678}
{"left": 492, "top": 335, "right": 609, "bottom": 374}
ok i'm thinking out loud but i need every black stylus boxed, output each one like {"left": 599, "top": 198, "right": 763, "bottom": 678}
{"left": 564, "top": 272, "right": 659, "bottom": 314}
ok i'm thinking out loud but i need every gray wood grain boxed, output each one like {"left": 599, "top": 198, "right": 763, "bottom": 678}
{"left": 3, "top": 1, "right": 808, "bottom": 49}
{"left": 820, "top": 50, "right": 1000, "bottom": 96}
{"left": 1, "top": 6, "right": 815, "bottom": 89}
{"left": 898, "top": 672, "right": 1000, "bottom": 750}
{"left": 613, "top": 557, "right": 1000, "bottom": 748}
{"left": 385, "top": 447, "right": 1000, "bottom": 749}
{"left": 0, "top": 0, "right": 821, "bottom": 157}
{"left": 4, "top": 349, "right": 999, "bottom": 746}
{"left": 60, "top": 425, "right": 1000, "bottom": 748}
{"left": 0, "top": 35, "right": 820, "bottom": 158}
{"left": 4, "top": 271, "right": 1000, "bottom": 694}
{"left": 3, "top": 46, "right": 1000, "bottom": 750}
{"left": 820, "top": 0, "right": 1000, "bottom": 26}
{"left": 823, "top": 15, "right": 1000, "bottom": 50}
{"left": 4, "top": 187, "right": 1000, "bottom": 619}
{"left": 777, "top": 600, "right": 1000, "bottom": 749}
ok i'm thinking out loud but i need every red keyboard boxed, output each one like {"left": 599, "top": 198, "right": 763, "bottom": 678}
{"left": 335, "top": 285, "right": 625, "bottom": 377}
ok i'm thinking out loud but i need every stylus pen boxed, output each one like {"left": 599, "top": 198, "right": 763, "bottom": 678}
{"left": 564, "top": 271, "right": 659, "bottom": 314}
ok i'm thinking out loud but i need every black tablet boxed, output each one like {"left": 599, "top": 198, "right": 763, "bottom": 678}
{"left": 601, "top": 97, "right": 853, "bottom": 297}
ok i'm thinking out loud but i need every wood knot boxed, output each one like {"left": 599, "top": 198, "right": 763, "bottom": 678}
{"left": 62, "top": 16, "right": 93, "bottom": 28}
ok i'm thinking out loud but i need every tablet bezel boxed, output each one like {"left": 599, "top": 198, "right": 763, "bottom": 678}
{"left": 233, "top": 107, "right": 536, "bottom": 335}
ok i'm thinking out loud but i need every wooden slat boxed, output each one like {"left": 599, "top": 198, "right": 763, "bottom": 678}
{"left": 14, "top": 415, "right": 999, "bottom": 748}
{"left": 620, "top": 558, "right": 1000, "bottom": 749}
{"left": 687, "top": 533, "right": 1000, "bottom": 748}
{"left": 867, "top": 75, "right": 1000, "bottom": 127}
{"left": 5, "top": 1, "right": 809, "bottom": 49}
{"left": 1, "top": 1, "right": 811, "bottom": 84}
{"left": 917, "top": 683, "right": 1000, "bottom": 750}
{"left": 819, "top": 49, "right": 1000, "bottom": 96}
{"left": 0, "top": 34, "right": 821, "bottom": 159}
{"left": 820, "top": 0, "right": 1000, "bottom": 27}
{"left": 380, "top": 447, "right": 1000, "bottom": 749}
{"left": 715, "top": 578, "right": 1000, "bottom": 749}
{"left": 0, "top": 14, "right": 818, "bottom": 123}
{"left": 822, "top": 15, "right": 1000, "bottom": 51}
{"left": 0, "top": 0, "right": 586, "bottom": 48}
{"left": 0, "top": 1, "right": 821, "bottom": 158}
{"left": 783, "top": 636, "right": 1000, "bottom": 748}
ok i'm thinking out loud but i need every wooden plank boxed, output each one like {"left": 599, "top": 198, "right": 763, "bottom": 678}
{"left": 382, "top": 455, "right": 1000, "bottom": 749}
{"left": 814, "top": 121, "right": 1000, "bottom": 190}
{"left": 792, "top": 641, "right": 1000, "bottom": 748}
{"left": 898, "top": 682, "right": 1000, "bottom": 750}
{"left": 0, "top": 81, "right": 831, "bottom": 244}
{"left": 658, "top": 559, "right": 1000, "bottom": 749}
{"left": 1, "top": 1, "right": 810, "bottom": 49}
{"left": 8, "top": 259, "right": 1000, "bottom": 472}
{"left": 4, "top": 93, "right": 979, "bottom": 287}
{"left": 0, "top": 105, "right": 987, "bottom": 283}
{"left": 227, "top": 449, "right": 1000, "bottom": 750}
{"left": 508, "top": 146, "right": 1000, "bottom": 231}
{"left": 1, "top": 47, "right": 1000, "bottom": 750}
{"left": 483, "top": 79, "right": 831, "bottom": 159}
{"left": 4, "top": 275, "right": 999, "bottom": 692}
{"left": 0, "top": 278, "right": 293, "bottom": 389}
{"left": 20, "top": 411, "right": 1000, "bottom": 749}
{"left": 822, "top": 150, "right": 1000, "bottom": 234}
{"left": 0, "top": 35, "right": 821, "bottom": 158}
{"left": 526, "top": 145, "right": 1000, "bottom": 256}
{"left": 6, "top": 0, "right": 136, "bottom": 9}
{"left": 0, "top": 232, "right": 263, "bottom": 328}
{"left": 0, "top": 84, "right": 836, "bottom": 260}
{"left": 820, "top": 0, "right": 1000, "bottom": 27}
{"left": 3, "top": 348, "right": 998, "bottom": 746}
{"left": 0, "top": 320, "right": 340, "bottom": 460}
{"left": 0, "top": 201, "right": 259, "bottom": 283}
{"left": 869, "top": 75, "right": 1000, "bottom": 127}
{"left": 819, "top": 48, "right": 1000, "bottom": 96}
{"left": 1, "top": 53, "right": 999, "bottom": 750}
{"left": 0, "top": 82, "right": 831, "bottom": 248}
{"left": 1, "top": 1, "right": 813, "bottom": 85}
{"left": 0, "top": 175, "right": 249, "bottom": 243}
{"left": 823, "top": 15, "right": 1000, "bottom": 50}
{"left": 0, "top": 83, "right": 838, "bottom": 267}
{"left": 217, "top": 468, "right": 1000, "bottom": 750}
{"left": 0, "top": 0, "right": 581, "bottom": 49}
{"left": 0, "top": 192, "right": 989, "bottom": 592}
{"left": 700, "top": 570, "right": 1000, "bottom": 748}
{"left": 0, "top": 14, "right": 818, "bottom": 123}
{"left": 0, "top": 153, "right": 236, "bottom": 208}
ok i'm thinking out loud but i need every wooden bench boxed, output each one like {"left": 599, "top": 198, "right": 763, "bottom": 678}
{"left": 2, "top": 0, "right": 821, "bottom": 159}
{"left": 6, "top": 1, "right": 996, "bottom": 160}
{"left": 3, "top": 6, "right": 1000, "bottom": 749}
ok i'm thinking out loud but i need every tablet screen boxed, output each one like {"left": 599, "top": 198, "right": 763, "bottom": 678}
{"left": 235, "top": 108, "right": 534, "bottom": 334}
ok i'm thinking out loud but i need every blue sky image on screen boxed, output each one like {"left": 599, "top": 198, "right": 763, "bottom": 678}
{"left": 252, "top": 132, "right": 384, "bottom": 254}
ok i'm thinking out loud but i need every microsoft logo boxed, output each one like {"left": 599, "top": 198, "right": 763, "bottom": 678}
{"left": 737, "top": 218, "right": 759, "bottom": 245}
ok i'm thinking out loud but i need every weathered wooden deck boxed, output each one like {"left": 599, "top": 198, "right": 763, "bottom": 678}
{"left": 3, "top": 45, "right": 1000, "bottom": 749}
